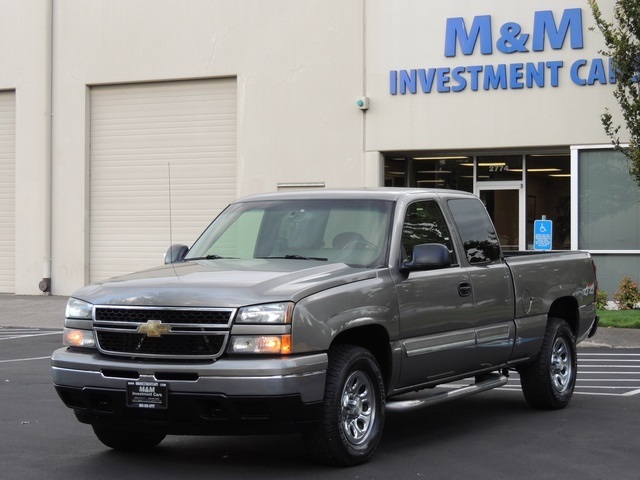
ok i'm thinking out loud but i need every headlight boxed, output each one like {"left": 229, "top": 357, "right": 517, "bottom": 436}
{"left": 236, "top": 302, "right": 293, "bottom": 324}
{"left": 66, "top": 298, "right": 94, "bottom": 319}
{"left": 228, "top": 335, "right": 291, "bottom": 354}
{"left": 64, "top": 299, "right": 96, "bottom": 349}
{"left": 63, "top": 328, "right": 96, "bottom": 348}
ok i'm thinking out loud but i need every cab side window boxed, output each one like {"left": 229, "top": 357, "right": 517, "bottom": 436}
{"left": 448, "top": 198, "right": 501, "bottom": 264}
{"left": 401, "top": 201, "right": 455, "bottom": 263}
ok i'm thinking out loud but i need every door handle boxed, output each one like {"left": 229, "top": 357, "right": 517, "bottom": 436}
{"left": 458, "top": 282, "right": 472, "bottom": 297}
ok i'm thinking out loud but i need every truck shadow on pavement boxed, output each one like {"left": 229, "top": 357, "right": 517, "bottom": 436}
{"left": 94, "top": 392, "right": 540, "bottom": 472}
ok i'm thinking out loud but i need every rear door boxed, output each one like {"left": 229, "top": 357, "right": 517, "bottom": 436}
{"left": 447, "top": 197, "right": 516, "bottom": 368}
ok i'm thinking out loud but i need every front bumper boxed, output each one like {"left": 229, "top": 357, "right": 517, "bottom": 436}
{"left": 51, "top": 347, "right": 327, "bottom": 434}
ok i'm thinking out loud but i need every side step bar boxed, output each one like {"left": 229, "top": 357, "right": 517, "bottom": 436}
{"left": 386, "top": 373, "right": 509, "bottom": 412}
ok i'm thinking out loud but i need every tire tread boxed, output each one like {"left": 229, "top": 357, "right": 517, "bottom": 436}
{"left": 303, "top": 344, "right": 385, "bottom": 466}
{"left": 519, "top": 317, "right": 577, "bottom": 410}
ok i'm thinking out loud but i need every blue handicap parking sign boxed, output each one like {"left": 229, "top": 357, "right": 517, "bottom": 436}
{"left": 534, "top": 219, "right": 553, "bottom": 250}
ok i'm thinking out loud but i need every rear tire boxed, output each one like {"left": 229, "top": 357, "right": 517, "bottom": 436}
{"left": 303, "top": 345, "right": 385, "bottom": 466}
{"left": 92, "top": 424, "right": 166, "bottom": 451}
{"left": 518, "top": 317, "right": 577, "bottom": 410}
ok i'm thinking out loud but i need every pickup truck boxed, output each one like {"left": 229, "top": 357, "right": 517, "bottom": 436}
{"left": 51, "top": 188, "right": 599, "bottom": 466}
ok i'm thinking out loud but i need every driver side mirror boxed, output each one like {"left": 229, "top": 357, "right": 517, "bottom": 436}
{"left": 164, "top": 244, "right": 189, "bottom": 264}
{"left": 401, "top": 243, "right": 452, "bottom": 272}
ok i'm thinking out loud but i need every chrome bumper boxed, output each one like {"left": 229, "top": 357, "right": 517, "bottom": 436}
{"left": 51, "top": 347, "right": 327, "bottom": 403}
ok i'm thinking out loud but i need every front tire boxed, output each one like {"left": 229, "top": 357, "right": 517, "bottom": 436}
{"left": 518, "top": 317, "right": 577, "bottom": 410}
{"left": 303, "top": 345, "right": 385, "bottom": 466}
{"left": 92, "top": 424, "right": 166, "bottom": 451}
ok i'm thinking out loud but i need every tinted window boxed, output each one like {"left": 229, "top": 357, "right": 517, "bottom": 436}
{"left": 401, "top": 201, "right": 455, "bottom": 263}
{"left": 448, "top": 198, "right": 501, "bottom": 263}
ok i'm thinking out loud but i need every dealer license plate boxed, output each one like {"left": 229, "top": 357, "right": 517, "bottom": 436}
{"left": 126, "top": 381, "right": 168, "bottom": 409}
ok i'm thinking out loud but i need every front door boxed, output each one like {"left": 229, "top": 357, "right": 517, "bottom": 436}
{"left": 395, "top": 199, "right": 478, "bottom": 388}
{"left": 477, "top": 183, "right": 524, "bottom": 251}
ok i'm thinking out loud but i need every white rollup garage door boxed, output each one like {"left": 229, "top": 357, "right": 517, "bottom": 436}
{"left": 0, "top": 91, "right": 16, "bottom": 293}
{"left": 90, "top": 78, "right": 237, "bottom": 283}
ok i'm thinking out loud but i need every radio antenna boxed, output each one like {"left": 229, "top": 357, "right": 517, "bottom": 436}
{"left": 168, "top": 162, "right": 174, "bottom": 248}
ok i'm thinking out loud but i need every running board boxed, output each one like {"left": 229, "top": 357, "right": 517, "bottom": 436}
{"left": 386, "top": 373, "right": 509, "bottom": 412}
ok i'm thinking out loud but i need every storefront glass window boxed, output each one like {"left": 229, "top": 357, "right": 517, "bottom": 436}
{"left": 412, "top": 156, "right": 473, "bottom": 192}
{"left": 384, "top": 156, "right": 473, "bottom": 191}
{"left": 384, "top": 158, "right": 408, "bottom": 187}
{"left": 412, "top": 156, "right": 473, "bottom": 191}
{"left": 525, "top": 154, "right": 571, "bottom": 249}
{"left": 476, "top": 155, "right": 522, "bottom": 181}
{"left": 579, "top": 149, "right": 640, "bottom": 250}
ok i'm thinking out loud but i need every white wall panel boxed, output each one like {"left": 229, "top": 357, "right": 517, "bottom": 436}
{"left": 0, "top": 91, "right": 15, "bottom": 293}
{"left": 89, "top": 78, "right": 236, "bottom": 283}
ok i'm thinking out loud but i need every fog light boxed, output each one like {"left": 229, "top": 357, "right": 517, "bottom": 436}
{"left": 63, "top": 328, "right": 96, "bottom": 348}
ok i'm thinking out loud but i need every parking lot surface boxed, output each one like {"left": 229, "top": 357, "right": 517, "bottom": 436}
{"left": 1, "top": 295, "right": 639, "bottom": 479}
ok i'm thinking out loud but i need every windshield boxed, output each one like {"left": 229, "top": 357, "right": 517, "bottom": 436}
{"left": 186, "top": 198, "right": 394, "bottom": 267}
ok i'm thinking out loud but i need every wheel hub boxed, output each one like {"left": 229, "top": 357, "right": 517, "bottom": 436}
{"left": 340, "top": 370, "right": 376, "bottom": 446}
{"left": 550, "top": 337, "right": 572, "bottom": 393}
{"left": 344, "top": 396, "right": 363, "bottom": 418}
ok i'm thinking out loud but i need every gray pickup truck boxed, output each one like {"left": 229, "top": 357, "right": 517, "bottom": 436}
{"left": 52, "top": 188, "right": 599, "bottom": 466}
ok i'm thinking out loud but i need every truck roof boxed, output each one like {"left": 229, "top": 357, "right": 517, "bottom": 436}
{"left": 233, "top": 188, "right": 477, "bottom": 203}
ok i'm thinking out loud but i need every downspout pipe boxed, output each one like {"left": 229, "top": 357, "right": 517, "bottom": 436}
{"left": 39, "top": 0, "right": 53, "bottom": 294}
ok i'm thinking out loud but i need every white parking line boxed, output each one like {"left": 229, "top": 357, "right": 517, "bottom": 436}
{"left": 580, "top": 353, "right": 640, "bottom": 357}
{"left": 447, "top": 351, "right": 640, "bottom": 397}
{"left": 580, "top": 372, "right": 640, "bottom": 380}
{"left": 0, "top": 356, "right": 51, "bottom": 363}
{"left": 0, "top": 331, "right": 62, "bottom": 340}
{"left": 574, "top": 389, "right": 640, "bottom": 397}
{"left": 581, "top": 365, "right": 640, "bottom": 368}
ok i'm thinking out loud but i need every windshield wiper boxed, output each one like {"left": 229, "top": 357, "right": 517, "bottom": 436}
{"left": 186, "top": 254, "right": 227, "bottom": 260}
{"left": 257, "top": 255, "right": 328, "bottom": 261}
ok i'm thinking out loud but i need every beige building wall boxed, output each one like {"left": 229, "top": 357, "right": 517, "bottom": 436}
{"left": 0, "top": 0, "right": 623, "bottom": 295}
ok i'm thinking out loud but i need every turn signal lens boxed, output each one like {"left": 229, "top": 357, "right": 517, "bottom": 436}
{"left": 63, "top": 328, "right": 96, "bottom": 348}
{"left": 229, "top": 335, "right": 292, "bottom": 354}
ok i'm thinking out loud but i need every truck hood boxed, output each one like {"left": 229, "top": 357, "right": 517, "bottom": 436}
{"left": 72, "top": 259, "right": 378, "bottom": 308}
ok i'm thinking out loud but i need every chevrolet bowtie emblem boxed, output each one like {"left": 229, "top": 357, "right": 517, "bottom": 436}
{"left": 137, "top": 320, "right": 171, "bottom": 337}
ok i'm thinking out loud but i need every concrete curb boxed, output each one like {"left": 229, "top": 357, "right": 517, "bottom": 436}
{"left": 579, "top": 325, "right": 640, "bottom": 349}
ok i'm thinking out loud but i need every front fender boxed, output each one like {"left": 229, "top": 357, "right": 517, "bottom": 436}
{"left": 291, "top": 270, "right": 399, "bottom": 353}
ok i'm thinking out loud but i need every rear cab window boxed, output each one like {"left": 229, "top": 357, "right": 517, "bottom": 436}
{"left": 447, "top": 198, "right": 501, "bottom": 264}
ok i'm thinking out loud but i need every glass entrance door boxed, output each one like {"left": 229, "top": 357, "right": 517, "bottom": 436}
{"left": 477, "top": 184, "right": 524, "bottom": 251}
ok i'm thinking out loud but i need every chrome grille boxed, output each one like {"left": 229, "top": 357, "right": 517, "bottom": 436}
{"left": 95, "top": 307, "right": 232, "bottom": 326}
{"left": 97, "top": 331, "right": 226, "bottom": 357}
{"left": 93, "top": 306, "right": 235, "bottom": 360}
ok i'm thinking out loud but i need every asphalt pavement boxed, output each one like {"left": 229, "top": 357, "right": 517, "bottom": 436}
{"left": 1, "top": 294, "right": 640, "bottom": 348}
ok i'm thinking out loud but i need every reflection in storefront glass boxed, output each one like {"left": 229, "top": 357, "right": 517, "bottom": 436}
{"left": 412, "top": 156, "right": 473, "bottom": 192}
{"left": 579, "top": 149, "right": 639, "bottom": 250}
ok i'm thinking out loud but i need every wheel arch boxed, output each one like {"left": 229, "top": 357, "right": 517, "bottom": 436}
{"left": 548, "top": 296, "right": 579, "bottom": 336}
{"left": 330, "top": 324, "right": 392, "bottom": 391}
